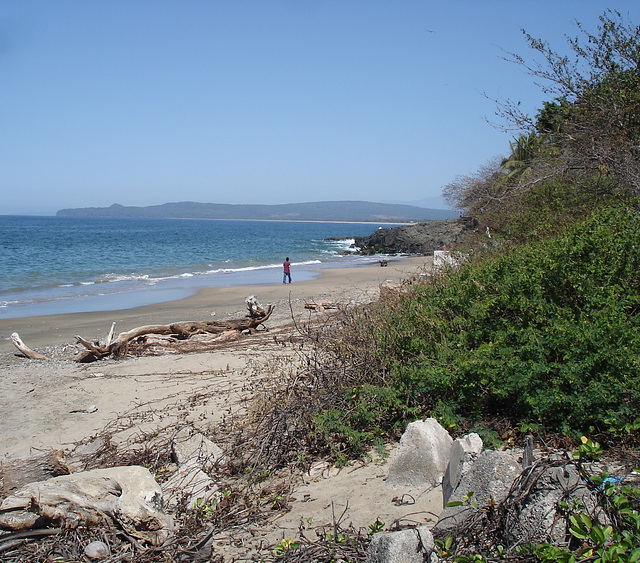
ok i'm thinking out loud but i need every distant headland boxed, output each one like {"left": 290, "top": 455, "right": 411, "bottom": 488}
{"left": 56, "top": 201, "right": 457, "bottom": 223}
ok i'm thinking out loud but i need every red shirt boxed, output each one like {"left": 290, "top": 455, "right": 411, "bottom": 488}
{"left": 283, "top": 260, "right": 291, "bottom": 274}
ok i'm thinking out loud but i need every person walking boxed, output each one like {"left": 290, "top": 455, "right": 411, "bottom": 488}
{"left": 283, "top": 257, "right": 292, "bottom": 284}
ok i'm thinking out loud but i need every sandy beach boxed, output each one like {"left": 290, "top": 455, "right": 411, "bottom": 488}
{"left": 0, "top": 256, "right": 431, "bottom": 455}
{"left": 0, "top": 255, "right": 443, "bottom": 558}
{"left": 0, "top": 256, "right": 430, "bottom": 355}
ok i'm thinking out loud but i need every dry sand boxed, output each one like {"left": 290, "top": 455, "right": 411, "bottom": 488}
{"left": 0, "top": 256, "right": 443, "bottom": 557}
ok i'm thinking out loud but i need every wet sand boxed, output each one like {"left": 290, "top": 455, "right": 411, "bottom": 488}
{"left": 0, "top": 256, "right": 431, "bottom": 355}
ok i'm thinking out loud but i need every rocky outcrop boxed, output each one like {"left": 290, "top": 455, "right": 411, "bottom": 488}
{"left": 354, "top": 217, "right": 476, "bottom": 255}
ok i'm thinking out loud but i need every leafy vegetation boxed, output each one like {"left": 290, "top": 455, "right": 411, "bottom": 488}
{"left": 529, "top": 475, "right": 640, "bottom": 563}
{"left": 312, "top": 205, "right": 640, "bottom": 448}
{"left": 444, "top": 9, "right": 640, "bottom": 242}
{"left": 307, "top": 10, "right": 640, "bottom": 445}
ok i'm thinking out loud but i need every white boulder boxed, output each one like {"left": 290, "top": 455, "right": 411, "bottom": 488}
{"left": 386, "top": 418, "right": 453, "bottom": 488}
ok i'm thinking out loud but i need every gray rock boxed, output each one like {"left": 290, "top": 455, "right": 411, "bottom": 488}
{"left": 503, "top": 462, "right": 602, "bottom": 546}
{"left": 442, "top": 433, "right": 483, "bottom": 505}
{"left": 162, "top": 460, "right": 219, "bottom": 509}
{"left": 435, "top": 449, "right": 522, "bottom": 532}
{"left": 366, "top": 526, "right": 436, "bottom": 563}
{"left": 386, "top": 419, "right": 453, "bottom": 488}
{"left": 84, "top": 540, "right": 110, "bottom": 559}
{"left": 163, "top": 427, "right": 222, "bottom": 509}
{"left": 171, "top": 428, "right": 225, "bottom": 470}
{"left": 74, "top": 437, "right": 106, "bottom": 457}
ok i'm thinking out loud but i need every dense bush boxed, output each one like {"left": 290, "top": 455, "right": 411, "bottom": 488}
{"left": 321, "top": 205, "right": 640, "bottom": 444}
{"left": 482, "top": 178, "right": 617, "bottom": 243}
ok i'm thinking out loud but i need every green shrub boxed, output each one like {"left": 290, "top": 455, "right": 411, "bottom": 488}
{"left": 481, "top": 178, "right": 612, "bottom": 243}
{"left": 329, "top": 204, "right": 640, "bottom": 439}
{"left": 525, "top": 474, "right": 640, "bottom": 563}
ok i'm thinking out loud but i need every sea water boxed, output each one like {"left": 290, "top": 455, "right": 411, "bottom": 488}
{"left": 0, "top": 216, "right": 393, "bottom": 318}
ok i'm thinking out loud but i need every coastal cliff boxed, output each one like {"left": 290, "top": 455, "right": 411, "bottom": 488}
{"left": 355, "top": 217, "right": 476, "bottom": 255}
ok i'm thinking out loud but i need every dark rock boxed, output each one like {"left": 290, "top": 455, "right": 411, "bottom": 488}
{"left": 354, "top": 218, "right": 476, "bottom": 255}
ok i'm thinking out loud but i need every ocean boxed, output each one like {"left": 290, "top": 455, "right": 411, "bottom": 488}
{"left": 0, "top": 216, "right": 394, "bottom": 319}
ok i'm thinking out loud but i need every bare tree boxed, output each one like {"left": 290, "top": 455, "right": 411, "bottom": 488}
{"left": 447, "top": 10, "right": 640, "bottom": 234}
{"left": 497, "top": 9, "right": 640, "bottom": 196}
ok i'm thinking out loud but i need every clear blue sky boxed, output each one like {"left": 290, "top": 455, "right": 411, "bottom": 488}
{"left": 1, "top": 1, "right": 634, "bottom": 215}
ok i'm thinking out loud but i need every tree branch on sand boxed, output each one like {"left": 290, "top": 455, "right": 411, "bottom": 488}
{"left": 11, "top": 296, "right": 274, "bottom": 363}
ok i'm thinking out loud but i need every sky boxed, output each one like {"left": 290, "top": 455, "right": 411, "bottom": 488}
{"left": 1, "top": 1, "right": 636, "bottom": 215}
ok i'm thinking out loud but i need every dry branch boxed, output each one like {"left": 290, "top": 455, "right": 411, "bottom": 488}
{"left": 11, "top": 298, "right": 275, "bottom": 363}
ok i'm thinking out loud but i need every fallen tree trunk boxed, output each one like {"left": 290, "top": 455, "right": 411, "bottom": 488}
{"left": 12, "top": 297, "right": 275, "bottom": 363}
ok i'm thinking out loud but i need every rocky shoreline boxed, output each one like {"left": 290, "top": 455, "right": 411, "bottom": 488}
{"left": 355, "top": 217, "right": 476, "bottom": 255}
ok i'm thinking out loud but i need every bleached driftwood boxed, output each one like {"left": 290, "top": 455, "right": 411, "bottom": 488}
{"left": 1, "top": 450, "right": 73, "bottom": 494}
{"left": 11, "top": 333, "right": 49, "bottom": 360}
{"left": 104, "top": 321, "right": 116, "bottom": 347}
{"left": 0, "top": 466, "right": 171, "bottom": 545}
{"left": 11, "top": 297, "right": 274, "bottom": 363}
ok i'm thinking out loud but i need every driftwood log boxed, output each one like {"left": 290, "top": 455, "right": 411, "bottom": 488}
{"left": 1, "top": 450, "right": 74, "bottom": 495}
{"left": 0, "top": 466, "right": 171, "bottom": 545}
{"left": 304, "top": 301, "right": 343, "bottom": 312}
{"left": 10, "top": 333, "right": 50, "bottom": 360}
{"left": 11, "top": 296, "right": 274, "bottom": 363}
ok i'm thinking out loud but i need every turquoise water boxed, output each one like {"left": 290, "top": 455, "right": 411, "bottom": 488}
{"left": 0, "top": 216, "right": 392, "bottom": 318}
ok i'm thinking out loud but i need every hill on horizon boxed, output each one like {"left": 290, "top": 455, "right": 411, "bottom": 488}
{"left": 57, "top": 201, "right": 457, "bottom": 223}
